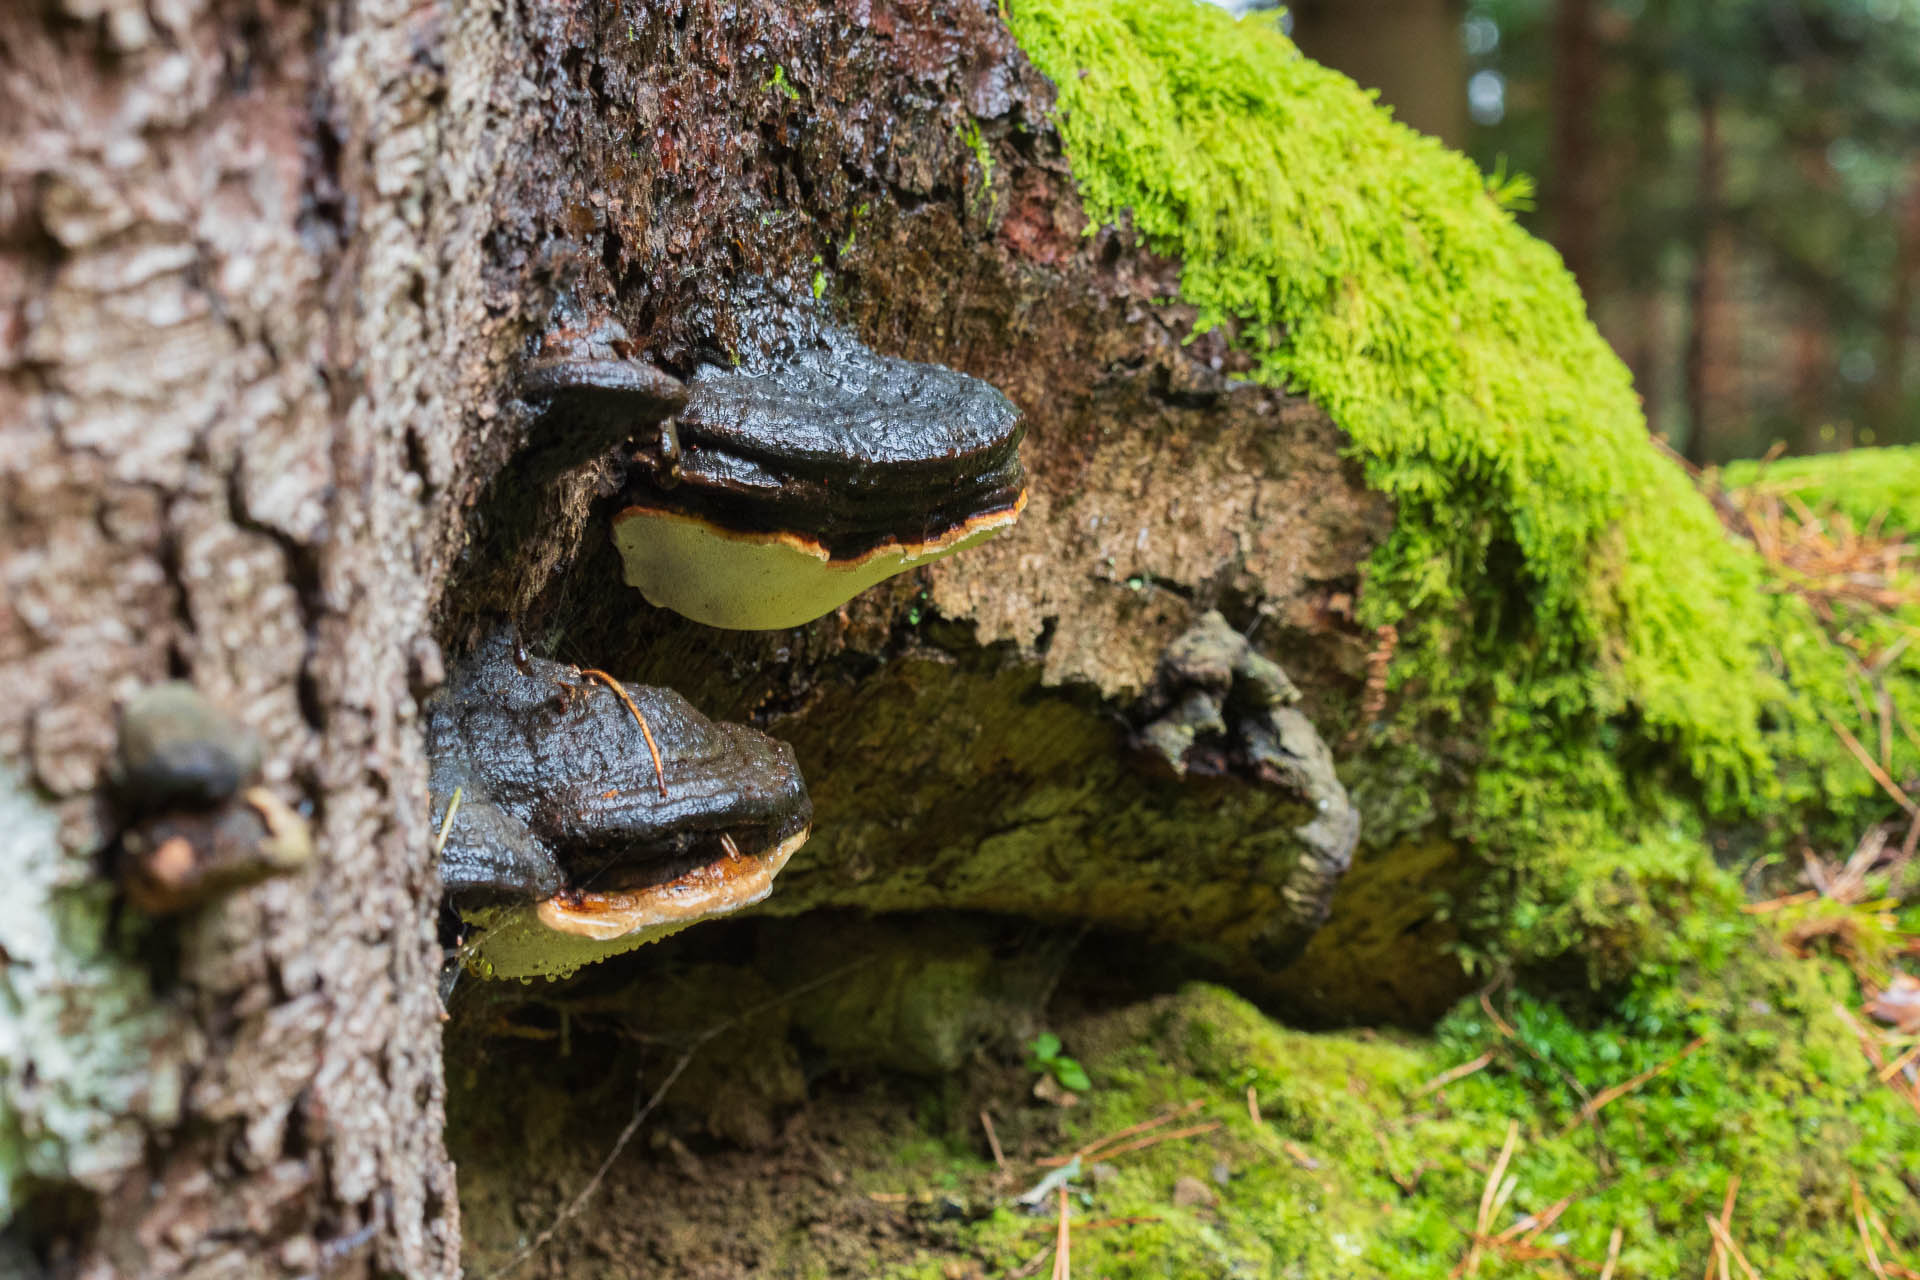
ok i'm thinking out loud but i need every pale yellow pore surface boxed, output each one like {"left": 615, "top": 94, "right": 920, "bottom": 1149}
{"left": 462, "top": 828, "right": 809, "bottom": 982}
{"left": 611, "top": 495, "right": 1026, "bottom": 630}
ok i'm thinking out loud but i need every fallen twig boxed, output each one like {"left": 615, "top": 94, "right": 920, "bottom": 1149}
{"left": 1702, "top": 1177, "right": 1752, "bottom": 1280}
{"left": 1415, "top": 1050, "right": 1495, "bottom": 1098}
{"left": 981, "top": 1109, "right": 1007, "bottom": 1172}
{"left": 1037, "top": 1100, "right": 1206, "bottom": 1168}
{"left": 1598, "top": 1226, "right": 1623, "bottom": 1280}
{"left": 1086, "top": 1121, "right": 1220, "bottom": 1163}
{"left": 577, "top": 667, "right": 670, "bottom": 799}
{"left": 1281, "top": 1140, "right": 1319, "bottom": 1170}
{"left": 1705, "top": 1211, "right": 1762, "bottom": 1280}
{"left": 1877, "top": 1042, "right": 1920, "bottom": 1084}
{"left": 1050, "top": 1185, "right": 1071, "bottom": 1280}
{"left": 1855, "top": 1175, "right": 1894, "bottom": 1280}
{"left": 1826, "top": 712, "right": 1919, "bottom": 817}
{"left": 1007, "top": 1239, "right": 1055, "bottom": 1280}
{"left": 1481, "top": 992, "right": 1601, "bottom": 1133}
{"left": 1863, "top": 1187, "right": 1920, "bottom": 1280}
{"left": 1837, "top": 1003, "right": 1920, "bottom": 1120}
{"left": 1493, "top": 1193, "right": 1572, "bottom": 1245}
{"left": 1008, "top": 1213, "right": 1159, "bottom": 1280}
{"left": 432, "top": 786, "right": 463, "bottom": 857}
{"left": 1374, "top": 1129, "right": 1423, "bottom": 1193}
{"left": 1452, "top": 1119, "right": 1519, "bottom": 1278}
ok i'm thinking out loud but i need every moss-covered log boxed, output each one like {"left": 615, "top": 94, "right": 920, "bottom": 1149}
{"left": 5, "top": 0, "right": 1918, "bottom": 1273}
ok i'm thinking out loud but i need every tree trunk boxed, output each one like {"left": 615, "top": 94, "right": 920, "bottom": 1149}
{"left": 1792, "top": 304, "right": 1833, "bottom": 454}
{"left": 3, "top": 2, "right": 1413, "bottom": 1274}
{"left": 1684, "top": 89, "right": 1741, "bottom": 465}
{"left": 1869, "top": 155, "right": 1920, "bottom": 443}
{"left": 0, "top": 0, "right": 505, "bottom": 1270}
{"left": 1549, "top": 0, "right": 1601, "bottom": 298}
{"left": 1288, "top": 0, "right": 1469, "bottom": 148}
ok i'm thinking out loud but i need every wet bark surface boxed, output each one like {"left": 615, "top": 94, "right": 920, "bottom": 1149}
{"left": 2, "top": 1, "right": 1447, "bottom": 1274}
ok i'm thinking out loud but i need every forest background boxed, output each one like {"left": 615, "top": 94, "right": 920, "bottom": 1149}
{"left": 1265, "top": 0, "right": 1920, "bottom": 463}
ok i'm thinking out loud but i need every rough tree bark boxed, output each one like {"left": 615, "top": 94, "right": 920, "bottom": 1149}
{"left": 3, "top": 0, "right": 524, "bottom": 1271}
{"left": 1684, "top": 88, "right": 1742, "bottom": 465}
{"left": 1868, "top": 155, "right": 1920, "bottom": 442}
{"left": 3, "top": 1, "right": 1426, "bottom": 1274}
{"left": 1548, "top": 0, "right": 1600, "bottom": 299}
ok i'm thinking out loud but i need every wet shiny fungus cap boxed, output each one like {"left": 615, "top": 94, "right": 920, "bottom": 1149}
{"left": 518, "top": 355, "right": 688, "bottom": 483}
{"left": 430, "top": 634, "right": 817, "bottom": 982}
{"left": 612, "top": 322, "right": 1026, "bottom": 630}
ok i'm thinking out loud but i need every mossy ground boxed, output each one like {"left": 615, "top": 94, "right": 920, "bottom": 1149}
{"left": 453, "top": 898, "right": 1920, "bottom": 1274}
{"left": 1004, "top": 0, "right": 1920, "bottom": 976}
{"left": 859, "top": 946, "right": 1919, "bottom": 1279}
{"left": 456, "top": 934, "right": 1917, "bottom": 1277}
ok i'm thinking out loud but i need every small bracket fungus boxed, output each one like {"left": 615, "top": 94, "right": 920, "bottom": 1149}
{"left": 427, "top": 629, "right": 812, "bottom": 980}
{"left": 516, "top": 316, "right": 690, "bottom": 484}
{"left": 108, "top": 682, "right": 312, "bottom": 915}
{"left": 1133, "top": 612, "right": 1360, "bottom": 961}
{"left": 527, "top": 299, "right": 1027, "bottom": 630}
{"left": 519, "top": 355, "right": 688, "bottom": 485}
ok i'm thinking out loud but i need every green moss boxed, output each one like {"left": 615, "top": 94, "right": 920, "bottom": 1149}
{"left": 1005, "top": 0, "right": 1919, "bottom": 970}
{"left": 875, "top": 963, "right": 1919, "bottom": 1278}
{"left": 959, "top": 117, "right": 995, "bottom": 202}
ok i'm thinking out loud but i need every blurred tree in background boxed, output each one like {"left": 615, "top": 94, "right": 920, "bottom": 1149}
{"left": 1267, "top": 0, "right": 1920, "bottom": 461}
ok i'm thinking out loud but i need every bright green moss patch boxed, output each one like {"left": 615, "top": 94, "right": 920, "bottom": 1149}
{"left": 1005, "top": 0, "right": 1920, "bottom": 969}
{"left": 883, "top": 964, "right": 1919, "bottom": 1278}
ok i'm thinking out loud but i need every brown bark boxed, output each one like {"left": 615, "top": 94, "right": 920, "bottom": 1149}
{"left": 1869, "top": 155, "right": 1920, "bottom": 441}
{"left": 1684, "top": 90, "right": 1742, "bottom": 465}
{"left": 3, "top": 2, "right": 1428, "bottom": 1274}
{"left": 1792, "top": 307, "right": 1833, "bottom": 454}
{"left": 1288, "top": 0, "right": 1469, "bottom": 147}
{"left": 1549, "top": 0, "right": 1601, "bottom": 296}
{"left": 1, "top": 0, "right": 518, "bottom": 1272}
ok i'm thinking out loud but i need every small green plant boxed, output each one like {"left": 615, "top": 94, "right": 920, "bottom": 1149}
{"left": 1027, "top": 1032, "right": 1092, "bottom": 1092}
{"left": 765, "top": 64, "right": 799, "bottom": 101}
{"left": 1483, "top": 155, "right": 1536, "bottom": 212}
{"left": 958, "top": 119, "right": 995, "bottom": 215}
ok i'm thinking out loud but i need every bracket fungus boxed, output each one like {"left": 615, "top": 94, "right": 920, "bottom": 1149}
{"left": 453, "top": 301, "right": 1018, "bottom": 976}
{"left": 518, "top": 353, "right": 688, "bottom": 485}
{"left": 428, "top": 630, "right": 812, "bottom": 980}
{"left": 108, "top": 682, "right": 311, "bottom": 915}
{"left": 525, "top": 302, "right": 1027, "bottom": 630}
